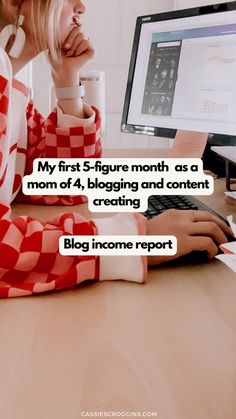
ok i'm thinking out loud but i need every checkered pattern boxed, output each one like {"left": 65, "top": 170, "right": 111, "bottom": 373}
{"left": 0, "top": 76, "right": 9, "bottom": 187}
{"left": 16, "top": 101, "right": 102, "bottom": 205}
{"left": 0, "top": 60, "right": 145, "bottom": 298}
{"left": 0, "top": 203, "right": 99, "bottom": 298}
{"left": 0, "top": 68, "right": 103, "bottom": 297}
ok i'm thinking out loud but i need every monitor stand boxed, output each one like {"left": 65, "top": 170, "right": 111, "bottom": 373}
{"left": 168, "top": 130, "right": 208, "bottom": 158}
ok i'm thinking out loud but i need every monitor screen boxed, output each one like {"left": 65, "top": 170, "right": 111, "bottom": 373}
{"left": 121, "top": 2, "right": 236, "bottom": 138}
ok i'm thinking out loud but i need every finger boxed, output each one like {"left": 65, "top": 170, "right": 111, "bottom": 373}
{"left": 193, "top": 211, "right": 233, "bottom": 237}
{"left": 74, "top": 39, "right": 92, "bottom": 57}
{"left": 66, "top": 33, "right": 87, "bottom": 56}
{"left": 188, "top": 236, "right": 218, "bottom": 259}
{"left": 189, "top": 221, "right": 228, "bottom": 245}
{"left": 64, "top": 27, "right": 83, "bottom": 50}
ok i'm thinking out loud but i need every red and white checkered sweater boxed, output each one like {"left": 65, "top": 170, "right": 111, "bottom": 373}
{"left": 0, "top": 48, "right": 147, "bottom": 298}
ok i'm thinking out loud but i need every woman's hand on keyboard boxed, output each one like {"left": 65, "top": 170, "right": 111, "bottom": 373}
{"left": 147, "top": 209, "right": 233, "bottom": 266}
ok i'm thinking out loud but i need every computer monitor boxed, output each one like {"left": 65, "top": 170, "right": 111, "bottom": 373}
{"left": 121, "top": 2, "right": 236, "bottom": 139}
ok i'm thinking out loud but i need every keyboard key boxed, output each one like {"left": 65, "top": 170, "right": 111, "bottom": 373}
{"left": 144, "top": 195, "right": 201, "bottom": 219}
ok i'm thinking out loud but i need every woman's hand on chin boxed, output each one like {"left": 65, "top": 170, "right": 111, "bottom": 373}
{"left": 50, "top": 26, "right": 96, "bottom": 86}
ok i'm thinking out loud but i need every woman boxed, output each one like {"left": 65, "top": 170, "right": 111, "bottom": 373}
{"left": 0, "top": 0, "right": 232, "bottom": 298}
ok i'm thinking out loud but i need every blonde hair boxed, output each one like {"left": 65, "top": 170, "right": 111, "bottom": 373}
{"left": 30, "top": 0, "right": 64, "bottom": 62}
{"left": 1, "top": 0, "right": 64, "bottom": 62}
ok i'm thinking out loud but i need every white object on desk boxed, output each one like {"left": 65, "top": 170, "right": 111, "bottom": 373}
{"left": 216, "top": 215, "right": 236, "bottom": 273}
{"left": 227, "top": 215, "right": 236, "bottom": 239}
{"left": 211, "top": 146, "right": 236, "bottom": 164}
{"left": 216, "top": 254, "right": 236, "bottom": 273}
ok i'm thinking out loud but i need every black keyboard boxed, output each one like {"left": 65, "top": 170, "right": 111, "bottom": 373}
{"left": 144, "top": 195, "right": 226, "bottom": 222}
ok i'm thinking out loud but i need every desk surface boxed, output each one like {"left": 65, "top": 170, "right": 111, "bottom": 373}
{"left": 1, "top": 150, "right": 236, "bottom": 419}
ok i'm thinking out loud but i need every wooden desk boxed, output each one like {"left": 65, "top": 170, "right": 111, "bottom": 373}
{"left": 1, "top": 151, "right": 236, "bottom": 419}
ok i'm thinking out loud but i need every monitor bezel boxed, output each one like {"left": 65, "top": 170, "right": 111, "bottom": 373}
{"left": 121, "top": 1, "right": 236, "bottom": 139}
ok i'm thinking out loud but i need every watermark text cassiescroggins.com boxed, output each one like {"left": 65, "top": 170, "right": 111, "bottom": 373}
{"left": 81, "top": 412, "right": 158, "bottom": 417}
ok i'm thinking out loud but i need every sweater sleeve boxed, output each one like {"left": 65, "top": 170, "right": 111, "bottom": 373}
{"left": 0, "top": 46, "right": 102, "bottom": 206}
{"left": 0, "top": 48, "right": 148, "bottom": 298}
{"left": 16, "top": 101, "right": 102, "bottom": 206}
{"left": 0, "top": 204, "right": 147, "bottom": 298}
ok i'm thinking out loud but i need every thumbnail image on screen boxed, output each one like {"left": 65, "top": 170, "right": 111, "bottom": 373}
{"left": 141, "top": 41, "right": 182, "bottom": 117}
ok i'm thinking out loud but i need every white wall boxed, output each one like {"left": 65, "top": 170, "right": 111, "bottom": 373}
{"left": 84, "top": 0, "right": 175, "bottom": 149}
{"left": 31, "top": 0, "right": 174, "bottom": 149}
